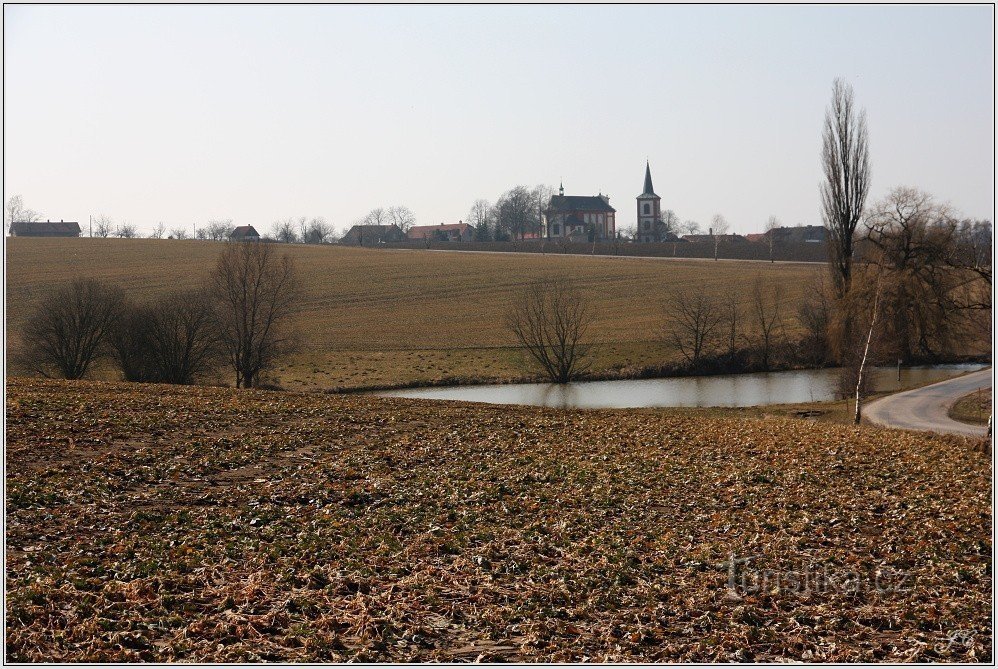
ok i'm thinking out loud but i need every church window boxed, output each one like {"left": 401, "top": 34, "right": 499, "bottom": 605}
{"left": 643, "top": 220, "right": 651, "bottom": 230}
{"left": 553, "top": 224, "right": 561, "bottom": 236}
{"left": 643, "top": 203, "right": 650, "bottom": 215}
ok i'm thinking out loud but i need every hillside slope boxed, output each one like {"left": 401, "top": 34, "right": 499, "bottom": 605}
{"left": 7, "top": 238, "right": 821, "bottom": 389}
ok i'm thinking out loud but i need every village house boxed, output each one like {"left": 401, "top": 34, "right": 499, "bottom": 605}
{"left": 229, "top": 225, "right": 261, "bottom": 241}
{"left": 682, "top": 233, "right": 748, "bottom": 244}
{"left": 544, "top": 183, "right": 616, "bottom": 240}
{"left": 341, "top": 223, "right": 406, "bottom": 246}
{"left": 9, "top": 220, "right": 81, "bottom": 237}
{"left": 408, "top": 222, "right": 476, "bottom": 242}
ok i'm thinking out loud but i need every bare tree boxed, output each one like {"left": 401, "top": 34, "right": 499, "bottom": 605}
{"left": 530, "top": 184, "right": 555, "bottom": 238}
{"left": 20, "top": 278, "right": 125, "bottom": 379}
{"left": 93, "top": 215, "right": 114, "bottom": 238}
{"left": 169, "top": 227, "right": 189, "bottom": 240}
{"left": 765, "top": 215, "right": 781, "bottom": 262}
{"left": 797, "top": 274, "right": 833, "bottom": 366}
{"left": 387, "top": 206, "right": 417, "bottom": 233}
{"left": 362, "top": 207, "right": 389, "bottom": 226}
{"left": 665, "top": 288, "right": 723, "bottom": 365}
{"left": 863, "top": 186, "right": 971, "bottom": 363}
{"left": 149, "top": 222, "right": 166, "bottom": 239}
{"left": 211, "top": 242, "right": 300, "bottom": 388}
{"left": 302, "top": 216, "right": 334, "bottom": 244}
{"left": 821, "top": 77, "right": 871, "bottom": 298}
{"left": 203, "top": 219, "right": 235, "bottom": 241}
{"left": 506, "top": 280, "right": 595, "bottom": 383}
{"left": 115, "top": 222, "right": 138, "bottom": 238}
{"left": 5, "top": 195, "right": 42, "bottom": 226}
{"left": 658, "top": 209, "right": 680, "bottom": 241}
{"left": 468, "top": 199, "right": 494, "bottom": 241}
{"left": 721, "top": 290, "right": 742, "bottom": 358}
{"left": 853, "top": 279, "right": 883, "bottom": 424}
{"left": 271, "top": 218, "right": 298, "bottom": 244}
{"left": 711, "top": 214, "right": 729, "bottom": 261}
{"left": 495, "top": 186, "right": 537, "bottom": 241}
{"left": 681, "top": 220, "right": 702, "bottom": 236}
{"left": 751, "top": 276, "right": 784, "bottom": 370}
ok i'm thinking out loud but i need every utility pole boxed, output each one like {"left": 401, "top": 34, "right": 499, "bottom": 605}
{"left": 89, "top": 214, "right": 92, "bottom": 238}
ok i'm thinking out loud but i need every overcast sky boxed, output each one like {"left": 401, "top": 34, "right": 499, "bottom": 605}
{"left": 4, "top": 5, "right": 994, "bottom": 235}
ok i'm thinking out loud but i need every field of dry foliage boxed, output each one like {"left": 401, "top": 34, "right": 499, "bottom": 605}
{"left": 6, "top": 378, "right": 991, "bottom": 662}
{"left": 6, "top": 238, "right": 821, "bottom": 390}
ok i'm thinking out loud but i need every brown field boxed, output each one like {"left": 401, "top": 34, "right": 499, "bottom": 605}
{"left": 5, "top": 377, "right": 991, "bottom": 662}
{"left": 949, "top": 388, "right": 993, "bottom": 426}
{"left": 6, "top": 238, "right": 822, "bottom": 390}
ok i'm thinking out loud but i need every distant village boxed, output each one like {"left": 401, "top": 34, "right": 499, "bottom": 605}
{"left": 7, "top": 161, "right": 827, "bottom": 258}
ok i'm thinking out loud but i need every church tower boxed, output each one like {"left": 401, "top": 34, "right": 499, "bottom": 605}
{"left": 636, "top": 161, "right": 661, "bottom": 242}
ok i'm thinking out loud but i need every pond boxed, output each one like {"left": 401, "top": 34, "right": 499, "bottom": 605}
{"left": 374, "top": 364, "right": 987, "bottom": 410}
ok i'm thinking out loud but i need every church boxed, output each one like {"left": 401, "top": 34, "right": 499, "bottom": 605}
{"left": 544, "top": 183, "right": 616, "bottom": 240}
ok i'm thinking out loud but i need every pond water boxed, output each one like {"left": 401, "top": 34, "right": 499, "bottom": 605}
{"left": 375, "top": 364, "right": 987, "bottom": 410}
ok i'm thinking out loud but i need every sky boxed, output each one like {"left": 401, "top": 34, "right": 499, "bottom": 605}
{"left": 3, "top": 5, "right": 994, "bottom": 236}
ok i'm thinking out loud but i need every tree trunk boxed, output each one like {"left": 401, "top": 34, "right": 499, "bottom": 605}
{"left": 854, "top": 284, "right": 882, "bottom": 424}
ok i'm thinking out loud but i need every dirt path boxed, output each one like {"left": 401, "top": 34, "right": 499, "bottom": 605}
{"left": 865, "top": 368, "right": 992, "bottom": 437}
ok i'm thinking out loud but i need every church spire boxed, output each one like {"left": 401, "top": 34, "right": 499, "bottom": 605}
{"left": 643, "top": 160, "right": 655, "bottom": 196}
{"left": 559, "top": 179, "right": 564, "bottom": 196}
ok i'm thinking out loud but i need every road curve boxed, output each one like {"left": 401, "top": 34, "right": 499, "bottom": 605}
{"left": 865, "top": 368, "right": 992, "bottom": 438}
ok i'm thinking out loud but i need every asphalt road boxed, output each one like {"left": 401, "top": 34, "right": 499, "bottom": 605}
{"left": 864, "top": 368, "right": 992, "bottom": 438}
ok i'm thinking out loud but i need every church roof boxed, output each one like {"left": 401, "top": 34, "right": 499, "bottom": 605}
{"left": 546, "top": 195, "right": 616, "bottom": 213}
{"left": 640, "top": 161, "right": 658, "bottom": 197}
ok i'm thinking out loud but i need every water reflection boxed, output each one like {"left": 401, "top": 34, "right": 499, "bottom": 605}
{"left": 376, "top": 364, "right": 987, "bottom": 410}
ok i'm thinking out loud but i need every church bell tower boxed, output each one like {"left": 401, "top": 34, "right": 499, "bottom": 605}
{"left": 636, "top": 161, "right": 661, "bottom": 242}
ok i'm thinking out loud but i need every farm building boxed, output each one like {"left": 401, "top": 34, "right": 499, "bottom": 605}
{"left": 9, "top": 220, "right": 81, "bottom": 237}
{"left": 408, "top": 222, "right": 476, "bottom": 242}
{"left": 545, "top": 183, "right": 616, "bottom": 241}
{"left": 766, "top": 225, "right": 827, "bottom": 243}
{"left": 341, "top": 224, "right": 406, "bottom": 246}
{"left": 229, "top": 225, "right": 261, "bottom": 241}
{"left": 682, "top": 233, "right": 748, "bottom": 244}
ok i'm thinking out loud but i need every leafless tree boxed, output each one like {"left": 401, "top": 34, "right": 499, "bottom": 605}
{"left": 115, "top": 222, "right": 138, "bottom": 238}
{"left": 797, "top": 274, "right": 833, "bottom": 366}
{"left": 362, "top": 207, "right": 389, "bottom": 227}
{"left": 495, "top": 186, "right": 537, "bottom": 241}
{"left": 271, "top": 218, "right": 298, "bottom": 244}
{"left": 853, "top": 279, "right": 883, "bottom": 424}
{"left": 751, "top": 276, "right": 784, "bottom": 370}
{"left": 665, "top": 288, "right": 723, "bottom": 364}
{"left": 506, "top": 280, "right": 595, "bottom": 383}
{"left": 711, "top": 213, "right": 729, "bottom": 261}
{"left": 863, "top": 186, "right": 972, "bottom": 362}
{"left": 681, "top": 220, "right": 702, "bottom": 236}
{"left": 821, "top": 77, "right": 871, "bottom": 298}
{"left": 531, "top": 184, "right": 556, "bottom": 238}
{"left": 302, "top": 217, "right": 334, "bottom": 244}
{"left": 169, "top": 227, "right": 189, "bottom": 240}
{"left": 765, "top": 215, "right": 781, "bottom": 262}
{"left": 387, "top": 206, "right": 417, "bottom": 233}
{"left": 111, "top": 290, "right": 221, "bottom": 384}
{"left": 468, "top": 199, "right": 494, "bottom": 241}
{"left": 5, "top": 195, "right": 42, "bottom": 225}
{"left": 202, "top": 219, "right": 235, "bottom": 241}
{"left": 20, "top": 278, "right": 125, "bottom": 379}
{"left": 93, "top": 215, "right": 114, "bottom": 238}
{"left": 211, "top": 242, "right": 300, "bottom": 388}
{"left": 149, "top": 222, "right": 166, "bottom": 239}
{"left": 721, "top": 290, "right": 742, "bottom": 358}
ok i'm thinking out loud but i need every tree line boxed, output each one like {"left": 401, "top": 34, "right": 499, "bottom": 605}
{"left": 18, "top": 243, "right": 300, "bottom": 389}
